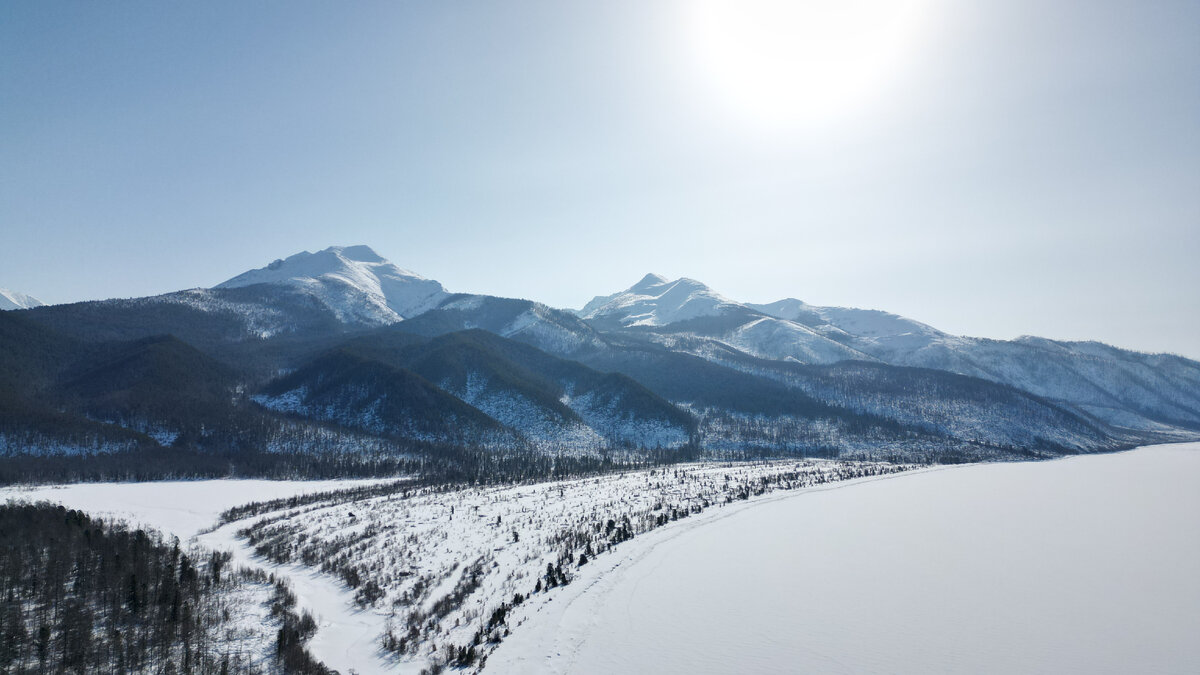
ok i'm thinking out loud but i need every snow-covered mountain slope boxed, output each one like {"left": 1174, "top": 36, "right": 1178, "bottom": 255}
{"left": 580, "top": 276, "right": 868, "bottom": 365}
{"left": 748, "top": 297, "right": 1200, "bottom": 431}
{"left": 578, "top": 276, "right": 1200, "bottom": 435}
{"left": 217, "top": 245, "right": 447, "bottom": 325}
{"left": 6, "top": 244, "right": 1196, "bottom": 470}
{"left": 0, "top": 288, "right": 43, "bottom": 310}
{"left": 580, "top": 274, "right": 741, "bottom": 328}
{"left": 254, "top": 349, "right": 512, "bottom": 446}
{"left": 401, "top": 294, "right": 609, "bottom": 357}
{"left": 723, "top": 315, "right": 871, "bottom": 364}
{"left": 748, "top": 299, "right": 952, "bottom": 355}
{"left": 576, "top": 337, "right": 1129, "bottom": 459}
{"left": 785, "top": 361, "right": 1122, "bottom": 453}
{"left": 327, "top": 329, "right": 694, "bottom": 453}
{"left": 893, "top": 337, "right": 1200, "bottom": 431}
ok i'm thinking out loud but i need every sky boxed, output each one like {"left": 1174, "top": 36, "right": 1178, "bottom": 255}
{"left": 2, "top": 0, "right": 1198, "bottom": 358}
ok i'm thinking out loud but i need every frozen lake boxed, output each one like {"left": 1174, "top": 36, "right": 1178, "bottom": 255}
{"left": 491, "top": 443, "right": 1200, "bottom": 674}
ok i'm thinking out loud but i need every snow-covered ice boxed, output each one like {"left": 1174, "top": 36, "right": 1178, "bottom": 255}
{"left": 489, "top": 443, "right": 1200, "bottom": 674}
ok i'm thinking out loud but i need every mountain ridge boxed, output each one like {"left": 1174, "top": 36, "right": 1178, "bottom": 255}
{"left": 2, "top": 245, "right": 1196, "bottom": 481}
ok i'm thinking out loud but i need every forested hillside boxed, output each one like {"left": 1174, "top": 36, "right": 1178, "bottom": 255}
{"left": 2, "top": 246, "right": 1196, "bottom": 483}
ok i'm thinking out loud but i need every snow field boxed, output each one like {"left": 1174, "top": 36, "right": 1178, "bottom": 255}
{"left": 235, "top": 459, "right": 916, "bottom": 672}
{"left": 0, "top": 478, "right": 393, "bottom": 539}
{"left": 492, "top": 442, "right": 1200, "bottom": 674}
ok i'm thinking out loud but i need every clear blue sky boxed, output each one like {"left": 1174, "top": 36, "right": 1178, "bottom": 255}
{"left": 2, "top": 1, "right": 1198, "bottom": 357}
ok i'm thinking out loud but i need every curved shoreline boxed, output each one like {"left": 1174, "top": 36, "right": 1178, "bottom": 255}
{"left": 489, "top": 443, "right": 1200, "bottom": 674}
{"left": 5, "top": 443, "right": 1197, "bottom": 674}
{"left": 485, "top": 462, "right": 961, "bottom": 673}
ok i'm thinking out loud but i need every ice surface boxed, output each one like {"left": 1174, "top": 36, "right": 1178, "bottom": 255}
{"left": 489, "top": 442, "right": 1200, "bottom": 674}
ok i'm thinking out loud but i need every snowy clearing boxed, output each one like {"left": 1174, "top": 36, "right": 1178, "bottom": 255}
{"left": 490, "top": 443, "right": 1200, "bottom": 674}
{"left": 0, "top": 477, "right": 396, "bottom": 540}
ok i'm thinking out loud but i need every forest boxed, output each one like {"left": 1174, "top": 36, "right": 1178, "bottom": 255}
{"left": 0, "top": 502, "right": 328, "bottom": 674}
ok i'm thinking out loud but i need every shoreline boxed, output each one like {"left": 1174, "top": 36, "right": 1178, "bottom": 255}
{"left": 488, "top": 442, "right": 1200, "bottom": 674}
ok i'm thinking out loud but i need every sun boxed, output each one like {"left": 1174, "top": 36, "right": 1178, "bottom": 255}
{"left": 681, "top": 0, "right": 935, "bottom": 131}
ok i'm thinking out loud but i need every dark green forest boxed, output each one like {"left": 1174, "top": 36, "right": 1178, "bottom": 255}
{"left": 0, "top": 501, "right": 331, "bottom": 674}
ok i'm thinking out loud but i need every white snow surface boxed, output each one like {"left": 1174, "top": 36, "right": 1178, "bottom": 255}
{"left": 0, "top": 287, "right": 44, "bottom": 310}
{"left": 217, "top": 245, "right": 448, "bottom": 324}
{"left": 0, "top": 478, "right": 391, "bottom": 542}
{"left": 723, "top": 315, "right": 868, "bottom": 363}
{"left": 749, "top": 297, "right": 953, "bottom": 354}
{"left": 232, "top": 460, "right": 913, "bottom": 673}
{"left": 203, "top": 517, "right": 398, "bottom": 675}
{"left": 580, "top": 274, "right": 741, "bottom": 327}
{"left": 580, "top": 277, "right": 870, "bottom": 364}
{"left": 490, "top": 442, "right": 1200, "bottom": 675}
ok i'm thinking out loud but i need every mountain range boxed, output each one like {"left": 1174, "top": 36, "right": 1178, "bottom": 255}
{"left": 2, "top": 244, "right": 1197, "bottom": 481}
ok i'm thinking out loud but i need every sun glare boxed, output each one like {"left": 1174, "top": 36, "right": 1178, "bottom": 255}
{"left": 683, "top": 0, "right": 935, "bottom": 132}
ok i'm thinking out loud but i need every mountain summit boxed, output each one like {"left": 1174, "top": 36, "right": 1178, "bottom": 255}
{"left": 0, "top": 288, "right": 44, "bottom": 311}
{"left": 216, "top": 245, "right": 448, "bottom": 325}
{"left": 579, "top": 274, "right": 740, "bottom": 327}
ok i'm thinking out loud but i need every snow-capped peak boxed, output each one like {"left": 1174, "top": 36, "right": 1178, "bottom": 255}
{"left": 332, "top": 244, "right": 387, "bottom": 264}
{"left": 580, "top": 274, "right": 740, "bottom": 327}
{"left": 216, "top": 245, "right": 448, "bottom": 325}
{"left": 746, "top": 298, "right": 817, "bottom": 323}
{"left": 0, "top": 287, "right": 44, "bottom": 310}
{"left": 630, "top": 273, "right": 668, "bottom": 293}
